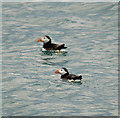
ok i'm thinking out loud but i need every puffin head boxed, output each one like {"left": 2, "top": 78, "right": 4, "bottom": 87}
{"left": 37, "top": 35, "right": 51, "bottom": 43}
{"left": 55, "top": 67, "right": 69, "bottom": 75}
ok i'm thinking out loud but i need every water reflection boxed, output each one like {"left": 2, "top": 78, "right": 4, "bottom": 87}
{"left": 41, "top": 60, "right": 69, "bottom": 66}
{"left": 41, "top": 50, "right": 68, "bottom": 56}
{"left": 38, "top": 50, "right": 69, "bottom": 66}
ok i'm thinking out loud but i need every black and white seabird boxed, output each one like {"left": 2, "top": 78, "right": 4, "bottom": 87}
{"left": 55, "top": 67, "right": 82, "bottom": 82}
{"left": 37, "top": 35, "right": 67, "bottom": 52}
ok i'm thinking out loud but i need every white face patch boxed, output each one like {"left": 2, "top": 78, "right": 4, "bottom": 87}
{"left": 59, "top": 69, "right": 67, "bottom": 75}
{"left": 41, "top": 36, "right": 49, "bottom": 43}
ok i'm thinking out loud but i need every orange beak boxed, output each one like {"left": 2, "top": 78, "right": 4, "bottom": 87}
{"left": 37, "top": 38, "right": 41, "bottom": 42}
{"left": 55, "top": 69, "right": 59, "bottom": 74}
{"left": 37, "top": 38, "right": 43, "bottom": 42}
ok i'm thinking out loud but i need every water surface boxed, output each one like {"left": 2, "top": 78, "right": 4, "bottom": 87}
{"left": 2, "top": 2, "right": 118, "bottom": 116}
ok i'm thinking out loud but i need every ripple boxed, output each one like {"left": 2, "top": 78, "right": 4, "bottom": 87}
{"left": 2, "top": 2, "right": 118, "bottom": 116}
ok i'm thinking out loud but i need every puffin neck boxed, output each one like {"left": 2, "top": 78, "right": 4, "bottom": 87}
{"left": 61, "top": 72, "right": 69, "bottom": 78}
{"left": 43, "top": 40, "right": 51, "bottom": 47}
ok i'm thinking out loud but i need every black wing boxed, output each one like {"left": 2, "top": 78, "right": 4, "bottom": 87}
{"left": 44, "top": 42, "right": 67, "bottom": 50}
{"left": 54, "top": 44, "right": 67, "bottom": 50}
{"left": 67, "top": 74, "right": 82, "bottom": 80}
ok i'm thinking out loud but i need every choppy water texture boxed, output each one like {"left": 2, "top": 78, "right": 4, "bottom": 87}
{"left": 2, "top": 2, "right": 118, "bottom": 116}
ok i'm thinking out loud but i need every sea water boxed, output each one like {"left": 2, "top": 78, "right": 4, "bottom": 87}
{"left": 2, "top": 2, "right": 118, "bottom": 116}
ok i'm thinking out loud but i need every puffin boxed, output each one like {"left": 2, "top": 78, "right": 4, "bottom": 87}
{"left": 37, "top": 35, "right": 67, "bottom": 52}
{"left": 55, "top": 67, "right": 82, "bottom": 82}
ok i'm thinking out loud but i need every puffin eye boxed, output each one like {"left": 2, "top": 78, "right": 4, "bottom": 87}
{"left": 61, "top": 69, "right": 64, "bottom": 72}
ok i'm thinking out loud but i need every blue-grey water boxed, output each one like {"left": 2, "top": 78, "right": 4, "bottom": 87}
{"left": 2, "top": 2, "right": 118, "bottom": 116}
